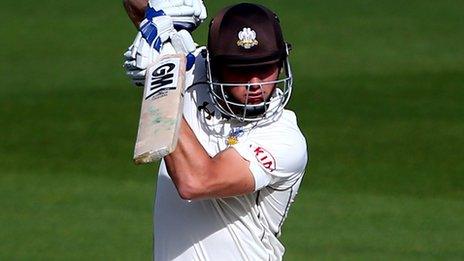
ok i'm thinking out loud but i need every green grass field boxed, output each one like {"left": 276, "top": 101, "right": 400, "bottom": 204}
{"left": 1, "top": 0, "right": 463, "bottom": 259}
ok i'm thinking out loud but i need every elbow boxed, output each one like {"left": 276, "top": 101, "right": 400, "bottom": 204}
{"left": 166, "top": 159, "right": 215, "bottom": 200}
{"left": 177, "top": 186, "right": 195, "bottom": 200}
{"left": 123, "top": 0, "right": 147, "bottom": 27}
{"left": 122, "top": 0, "right": 130, "bottom": 10}
{"left": 176, "top": 181, "right": 204, "bottom": 200}
{"left": 173, "top": 171, "right": 211, "bottom": 200}
{"left": 122, "top": 0, "right": 140, "bottom": 9}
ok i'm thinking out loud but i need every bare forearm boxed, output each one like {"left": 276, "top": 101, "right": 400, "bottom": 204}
{"left": 164, "top": 117, "right": 255, "bottom": 200}
{"left": 123, "top": 0, "right": 148, "bottom": 27}
{"left": 164, "top": 118, "right": 213, "bottom": 199}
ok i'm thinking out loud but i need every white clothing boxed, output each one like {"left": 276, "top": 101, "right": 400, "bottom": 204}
{"left": 154, "top": 50, "right": 308, "bottom": 261}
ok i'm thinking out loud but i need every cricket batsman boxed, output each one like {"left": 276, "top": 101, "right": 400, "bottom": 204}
{"left": 123, "top": 1, "right": 309, "bottom": 260}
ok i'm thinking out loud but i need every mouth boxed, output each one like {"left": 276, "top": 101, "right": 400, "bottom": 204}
{"left": 246, "top": 93, "right": 264, "bottom": 104}
{"left": 247, "top": 92, "right": 263, "bottom": 98}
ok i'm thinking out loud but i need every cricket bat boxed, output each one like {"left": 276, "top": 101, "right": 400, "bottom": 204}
{"left": 133, "top": 53, "right": 186, "bottom": 164}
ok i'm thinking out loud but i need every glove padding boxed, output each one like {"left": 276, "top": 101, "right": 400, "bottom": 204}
{"left": 123, "top": 29, "right": 197, "bottom": 87}
{"left": 149, "top": 0, "right": 207, "bottom": 31}
{"left": 123, "top": 2, "right": 200, "bottom": 87}
{"left": 140, "top": 7, "right": 174, "bottom": 51}
{"left": 123, "top": 33, "right": 152, "bottom": 86}
{"left": 123, "top": 6, "right": 175, "bottom": 87}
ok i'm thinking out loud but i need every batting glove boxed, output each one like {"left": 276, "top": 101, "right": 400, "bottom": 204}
{"left": 170, "top": 29, "right": 197, "bottom": 70}
{"left": 123, "top": 6, "right": 174, "bottom": 86}
{"left": 150, "top": 0, "right": 207, "bottom": 31}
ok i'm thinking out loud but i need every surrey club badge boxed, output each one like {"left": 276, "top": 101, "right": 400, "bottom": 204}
{"left": 226, "top": 127, "right": 244, "bottom": 145}
{"left": 237, "top": 28, "right": 258, "bottom": 49}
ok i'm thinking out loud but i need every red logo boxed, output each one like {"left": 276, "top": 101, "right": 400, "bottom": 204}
{"left": 253, "top": 146, "right": 276, "bottom": 172}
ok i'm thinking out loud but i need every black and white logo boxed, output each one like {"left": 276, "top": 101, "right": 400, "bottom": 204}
{"left": 145, "top": 58, "right": 180, "bottom": 100}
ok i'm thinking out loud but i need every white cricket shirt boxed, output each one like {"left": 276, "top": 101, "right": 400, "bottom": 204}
{"left": 154, "top": 51, "right": 308, "bottom": 261}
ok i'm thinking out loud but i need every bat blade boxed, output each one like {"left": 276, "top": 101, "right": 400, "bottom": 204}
{"left": 133, "top": 54, "right": 186, "bottom": 164}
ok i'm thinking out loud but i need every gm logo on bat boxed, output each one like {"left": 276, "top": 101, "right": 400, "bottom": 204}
{"left": 145, "top": 58, "right": 180, "bottom": 100}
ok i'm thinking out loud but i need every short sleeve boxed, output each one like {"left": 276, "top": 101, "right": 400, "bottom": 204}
{"left": 231, "top": 113, "right": 308, "bottom": 190}
{"left": 231, "top": 143, "right": 273, "bottom": 190}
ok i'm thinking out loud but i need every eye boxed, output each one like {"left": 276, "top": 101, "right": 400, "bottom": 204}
{"left": 218, "top": 64, "right": 279, "bottom": 83}
{"left": 254, "top": 64, "right": 278, "bottom": 77}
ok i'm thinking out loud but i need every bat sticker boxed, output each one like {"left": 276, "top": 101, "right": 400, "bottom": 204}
{"left": 145, "top": 59, "right": 181, "bottom": 100}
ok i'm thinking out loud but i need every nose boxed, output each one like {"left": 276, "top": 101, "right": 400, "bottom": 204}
{"left": 249, "top": 76, "right": 262, "bottom": 84}
{"left": 248, "top": 76, "right": 262, "bottom": 91}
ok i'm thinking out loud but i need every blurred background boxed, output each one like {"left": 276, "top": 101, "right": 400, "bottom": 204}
{"left": 1, "top": 0, "right": 463, "bottom": 259}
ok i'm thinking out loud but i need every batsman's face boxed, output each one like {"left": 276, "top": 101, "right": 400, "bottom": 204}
{"left": 219, "top": 63, "right": 280, "bottom": 104}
